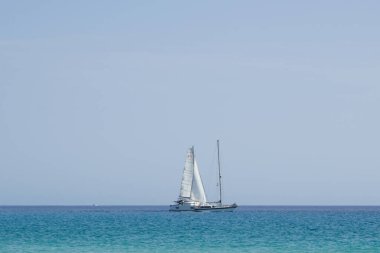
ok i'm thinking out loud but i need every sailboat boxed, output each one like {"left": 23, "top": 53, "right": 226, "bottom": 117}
{"left": 169, "top": 140, "right": 237, "bottom": 212}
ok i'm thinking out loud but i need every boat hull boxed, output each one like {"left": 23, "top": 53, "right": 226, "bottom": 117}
{"left": 169, "top": 203, "right": 237, "bottom": 212}
{"left": 194, "top": 204, "right": 237, "bottom": 212}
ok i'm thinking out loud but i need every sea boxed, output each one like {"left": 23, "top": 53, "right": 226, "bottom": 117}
{"left": 0, "top": 206, "right": 379, "bottom": 253}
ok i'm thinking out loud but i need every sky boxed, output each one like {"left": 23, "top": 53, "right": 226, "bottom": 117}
{"left": 1, "top": 1, "right": 379, "bottom": 205}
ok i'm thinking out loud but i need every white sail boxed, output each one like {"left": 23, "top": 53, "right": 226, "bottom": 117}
{"left": 190, "top": 160, "right": 207, "bottom": 203}
{"left": 179, "top": 148, "right": 194, "bottom": 199}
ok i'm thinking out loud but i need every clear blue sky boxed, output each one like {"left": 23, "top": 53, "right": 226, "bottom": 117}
{"left": 1, "top": 1, "right": 379, "bottom": 205}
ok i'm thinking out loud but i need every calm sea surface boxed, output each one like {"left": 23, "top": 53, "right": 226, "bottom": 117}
{"left": 0, "top": 206, "right": 379, "bottom": 252}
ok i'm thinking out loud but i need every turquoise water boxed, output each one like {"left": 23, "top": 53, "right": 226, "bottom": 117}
{"left": 1, "top": 206, "right": 379, "bottom": 252}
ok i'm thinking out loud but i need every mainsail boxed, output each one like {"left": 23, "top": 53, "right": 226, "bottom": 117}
{"left": 179, "top": 147, "right": 207, "bottom": 203}
{"left": 179, "top": 148, "right": 194, "bottom": 199}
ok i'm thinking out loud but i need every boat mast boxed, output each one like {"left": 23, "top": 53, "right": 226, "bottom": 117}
{"left": 191, "top": 146, "right": 195, "bottom": 197}
{"left": 217, "top": 140, "right": 222, "bottom": 204}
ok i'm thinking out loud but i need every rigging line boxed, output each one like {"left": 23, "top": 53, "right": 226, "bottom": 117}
{"left": 206, "top": 143, "right": 218, "bottom": 180}
{"left": 205, "top": 142, "right": 220, "bottom": 202}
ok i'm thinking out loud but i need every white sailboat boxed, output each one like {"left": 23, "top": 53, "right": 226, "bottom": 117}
{"left": 169, "top": 140, "right": 237, "bottom": 212}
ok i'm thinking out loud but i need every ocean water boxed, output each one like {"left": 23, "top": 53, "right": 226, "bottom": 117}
{"left": 0, "top": 206, "right": 379, "bottom": 253}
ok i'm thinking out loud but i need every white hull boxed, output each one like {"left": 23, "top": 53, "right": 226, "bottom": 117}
{"left": 170, "top": 202, "right": 237, "bottom": 212}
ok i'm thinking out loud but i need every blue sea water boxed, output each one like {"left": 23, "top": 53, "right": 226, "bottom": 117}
{"left": 0, "top": 206, "right": 379, "bottom": 252}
